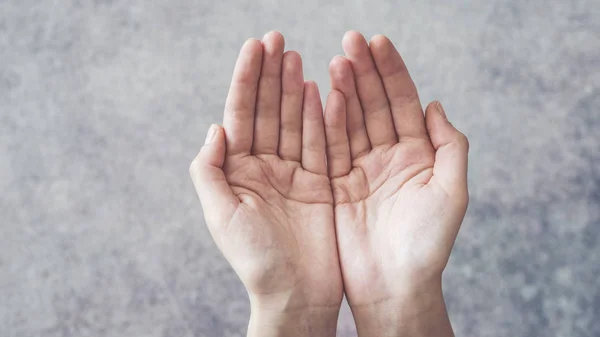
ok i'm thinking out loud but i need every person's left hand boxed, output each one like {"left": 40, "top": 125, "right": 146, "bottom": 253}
{"left": 324, "top": 32, "right": 469, "bottom": 336}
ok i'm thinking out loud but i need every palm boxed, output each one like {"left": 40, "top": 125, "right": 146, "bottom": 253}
{"left": 333, "top": 141, "right": 434, "bottom": 204}
{"left": 324, "top": 32, "right": 469, "bottom": 308}
{"left": 221, "top": 154, "right": 336, "bottom": 299}
{"left": 225, "top": 154, "right": 331, "bottom": 206}
{"left": 334, "top": 141, "right": 447, "bottom": 305}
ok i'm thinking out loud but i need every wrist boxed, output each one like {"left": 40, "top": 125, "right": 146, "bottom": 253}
{"left": 246, "top": 290, "right": 341, "bottom": 337}
{"left": 350, "top": 276, "right": 454, "bottom": 337}
{"left": 247, "top": 302, "right": 340, "bottom": 337}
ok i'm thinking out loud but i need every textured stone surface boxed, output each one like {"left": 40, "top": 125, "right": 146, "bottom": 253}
{"left": 1, "top": 0, "right": 599, "bottom": 336}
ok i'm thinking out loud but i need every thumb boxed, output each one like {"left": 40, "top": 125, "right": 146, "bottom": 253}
{"left": 189, "top": 124, "right": 239, "bottom": 228}
{"left": 425, "top": 101, "right": 470, "bottom": 200}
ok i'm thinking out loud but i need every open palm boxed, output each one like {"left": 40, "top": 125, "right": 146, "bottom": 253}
{"left": 323, "top": 32, "right": 469, "bottom": 311}
{"left": 190, "top": 33, "right": 342, "bottom": 312}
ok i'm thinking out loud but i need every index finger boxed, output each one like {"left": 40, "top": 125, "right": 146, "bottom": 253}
{"left": 223, "top": 39, "right": 264, "bottom": 156}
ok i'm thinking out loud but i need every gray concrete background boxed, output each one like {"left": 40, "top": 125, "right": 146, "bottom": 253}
{"left": 1, "top": 0, "right": 599, "bottom": 336}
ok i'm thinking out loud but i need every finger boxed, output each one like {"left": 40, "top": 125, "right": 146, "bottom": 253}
{"left": 370, "top": 35, "right": 428, "bottom": 140}
{"left": 329, "top": 56, "right": 371, "bottom": 159}
{"left": 252, "top": 31, "right": 285, "bottom": 155}
{"left": 342, "top": 31, "right": 396, "bottom": 146}
{"left": 190, "top": 125, "right": 239, "bottom": 229}
{"left": 223, "top": 39, "right": 263, "bottom": 156}
{"left": 301, "top": 81, "right": 327, "bottom": 175}
{"left": 279, "top": 51, "right": 304, "bottom": 162}
{"left": 324, "top": 90, "right": 352, "bottom": 178}
{"left": 425, "top": 101, "right": 469, "bottom": 201}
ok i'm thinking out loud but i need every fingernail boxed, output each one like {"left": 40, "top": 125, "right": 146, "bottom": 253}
{"left": 436, "top": 101, "right": 447, "bottom": 120}
{"left": 205, "top": 125, "right": 217, "bottom": 144}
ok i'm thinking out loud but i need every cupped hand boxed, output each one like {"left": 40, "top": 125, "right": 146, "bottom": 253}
{"left": 189, "top": 32, "right": 343, "bottom": 332}
{"left": 324, "top": 31, "right": 469, "bottom": 335}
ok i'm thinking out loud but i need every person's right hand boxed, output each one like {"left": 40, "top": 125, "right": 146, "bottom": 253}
{"left": 190, "top": 32, "right": 343, "bottom": 336}
{"left": 324, "top": 31, "right": 469, "bottom": 336}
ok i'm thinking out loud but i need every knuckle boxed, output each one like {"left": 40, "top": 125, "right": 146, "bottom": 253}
{"left": 224, "top": 104, "right": 253, "bottom": 122}
{"left": 280, "top": 119, "right": 301, "bottom": 132}
{"left": 303, "top": 141, "right": 324, "bottom": 153}
{"left": 390, "top": 91, "right": 420, "bottom": 109}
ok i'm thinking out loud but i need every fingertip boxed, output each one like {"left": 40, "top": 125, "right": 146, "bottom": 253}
{"left": 328, "top": 57, "right": 358, "bottom": 99}
{"left": 369, "top": 34, "right": 391, "bottom": 47}
{"left": 369, "top": 35, "right": 402, "bottom": 73}
{"left": 283, "top": 50, "right": 302, "bottom": 63}
{"left": 425, "top": 101, "right": 469, "bottom": 151}
{"left": 325, "top": 90, "right": 346, "bottom": 126}
{"left": 261, "top": 31, "right": 285, "bottom": 59}
{"left": 329, "top": 56, "right": 354, "bottom": 86}
{"left": 369, "top": 35, "right": 392, "bottom": 57}
{"left": 242, "top": 38, "right": 263, "bottom": 53}
{"left": 343, "top": 30, "right": 365, "bottom": 44}
{"left": 327, "top": 89, "right": 345, "bottom": 102}
{"left": 425, "top": 101, "right": 444, "bottom": 132}
{"left": 303, "top": 80, "right": 323, "bottom": 117}
{"left": 207, "top": 124, "right": 226, "bottom": 150}
{"left": 425, "top": 100, "right": 440, "bottom": 114}
{"left": 203, "top": 124, "right": 226, "bottom": 147}
{"left": 282, "top": 51, "right": 303, "bottom": 77}
{"left": 213, "top": 124, "right": 225, "bottom": 138}
{"left": 303, "top": 81, "right": 324, "bottom": 112}
{"left": 304, "top": 80, "right": 320, "bottom": 93}
{"left": 236, "top": 39, "right": 264, "bottom": 76}
{"left": 328, "top": 55, "right": 349, "bottom": 74}
{"left": 303, "top": 81, "right": 320, "bottom": 110}
{"left": 203, "top": 124, "right": 216, "bottom": 144}
{"left": 425, "top": 100, "right": 448, "bottom": 124}
{"left": 262, "top": 30, "right": 285, "bottom": 45}
{"left": 190, "top": 125, "right": 226, "bottom": 176}
{"left": 342, "top": 31, "right": 368, "bottom": 53}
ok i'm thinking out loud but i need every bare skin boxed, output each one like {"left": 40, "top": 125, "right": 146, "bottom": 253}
{"left": 190, "top": 32, "right": 342, "bottom": 337}
{"left": 325, "top": 31, "right": 469, "bottom": 337}
{"left": 191, "top": 30, "right": 470, "bottom": 337}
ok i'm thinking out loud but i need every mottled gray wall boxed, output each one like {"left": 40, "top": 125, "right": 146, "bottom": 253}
{"left": 1, "top": 0, "right": 599, "bottom": 336}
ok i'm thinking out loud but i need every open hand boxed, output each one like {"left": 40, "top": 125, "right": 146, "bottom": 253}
{"left": 324, "top": 31, "right": 469, "bottom": 336}
{"left": 190, "top": 32, "right": 342, "bottom": 336}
